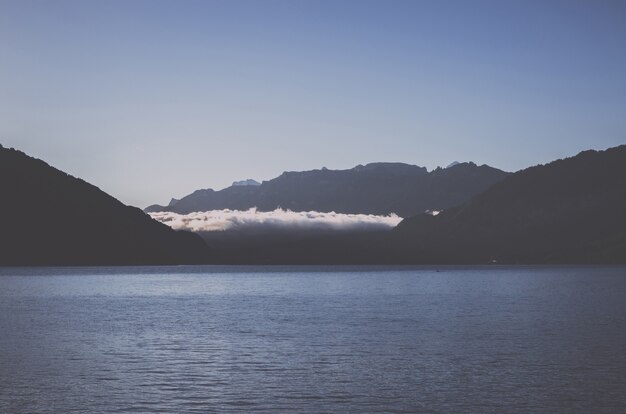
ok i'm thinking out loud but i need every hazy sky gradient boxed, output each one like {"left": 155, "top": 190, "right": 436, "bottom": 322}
{"left": 1, "top": 0, "right": 625, "bottom": 207}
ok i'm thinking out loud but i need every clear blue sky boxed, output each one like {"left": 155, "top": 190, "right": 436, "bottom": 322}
{"left": 1, "top": 0, "right": 625, "bottom": 207}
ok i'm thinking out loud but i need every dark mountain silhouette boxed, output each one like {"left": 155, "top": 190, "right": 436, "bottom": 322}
{"left": 145, "top": 162, "right": 509, "bottom": 217}
{"left": 392, "top": 145, "right": 626, "bottom": 263}
{"left": 194, "top": 145, "right": 626, "bottom": 264}
{"left": 0, "top": 144, "right": 209, "bottom": 266}
{"left": 4, "top": 142, "right": 622, "bottom": 266}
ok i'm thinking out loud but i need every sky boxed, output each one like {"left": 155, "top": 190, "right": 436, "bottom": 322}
{"left": 1, "top": 0, "right": 625, "bottom": 207}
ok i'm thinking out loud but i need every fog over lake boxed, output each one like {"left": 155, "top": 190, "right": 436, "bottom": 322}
{"left": 149, "top": 208, "right": 403, "bottom": 232}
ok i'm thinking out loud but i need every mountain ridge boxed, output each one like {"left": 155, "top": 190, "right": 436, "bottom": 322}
{"left": 146, "top": 161, "right": 509, "bottom": 217}
{"left": 0, "top": 144, "right": 209, "bottom": 265}
{"left": 392, "top": 145, "right": 626, "bottom": 263}
{"left": 4, "top": 142, "right": 623, "bottom": 265}
{"left": 187, "top": 144, "right": 626, "bottom": 264}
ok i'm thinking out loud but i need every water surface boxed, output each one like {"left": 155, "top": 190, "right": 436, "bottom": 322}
{"left": 1, "top": 266, "right": 625, "bottom": 413}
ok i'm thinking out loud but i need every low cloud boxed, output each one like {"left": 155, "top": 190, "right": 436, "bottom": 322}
{"left": 150, "top": 208, "right": 402, "bottom": 232}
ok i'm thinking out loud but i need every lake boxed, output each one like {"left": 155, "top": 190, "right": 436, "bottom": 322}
{"left": 1, "top": 266, "right": 625, "bottom": 413}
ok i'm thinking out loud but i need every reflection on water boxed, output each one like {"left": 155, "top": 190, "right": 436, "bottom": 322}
{"left": 1, "top": 266, "right": 625, "bottom": 413}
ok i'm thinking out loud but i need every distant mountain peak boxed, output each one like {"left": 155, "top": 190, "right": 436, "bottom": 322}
{"left": 232, "top": 179, "right": 261, "bottom": 187}
{"left": 446, "top": 161, "right": 461, "bottom": 168}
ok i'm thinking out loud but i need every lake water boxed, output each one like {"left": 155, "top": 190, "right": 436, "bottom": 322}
{"left": 1, "top": 266, "right": 625, "bottom": 413}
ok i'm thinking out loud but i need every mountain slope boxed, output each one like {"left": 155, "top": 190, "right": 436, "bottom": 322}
{"left": 393, "top": 145, "right": 626, "bottom": 263}
{"left": 0, "top": 145, "right": 209, "bottom": 265}
{"left": 146, "top": 162, "right": 509, "bottom": 216}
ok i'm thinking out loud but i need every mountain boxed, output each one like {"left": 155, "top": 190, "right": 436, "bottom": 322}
{"left": 232, "top": 179, "right": 261, "bottom": 186}
{"left": 393, "top": 145, "right": 626, "bottom": 263}
{"left": 146, "top": 162, "right": 509, "bottom": 217}
{"left": 8, "top": 140, "right": 619, "bottom": 266}
{"left": 0, "top": 145, "right": 209, "bottom": 266}
{"left": 192, "top": 145, "right": 626, "bottom": 265}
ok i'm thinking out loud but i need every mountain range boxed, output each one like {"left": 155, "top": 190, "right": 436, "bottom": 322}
{"left": 194, "top": 145, "right": 626, "bottom": 264}
{"left": 146, "top": 162, "right": 509, "bottom": 217}
{"left": 1, "top": 142, "right": 624, "bottom": 265}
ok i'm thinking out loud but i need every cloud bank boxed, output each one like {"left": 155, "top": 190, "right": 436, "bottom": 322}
{"left": 150, "top": 208, "right": 402, "bottom": 232}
